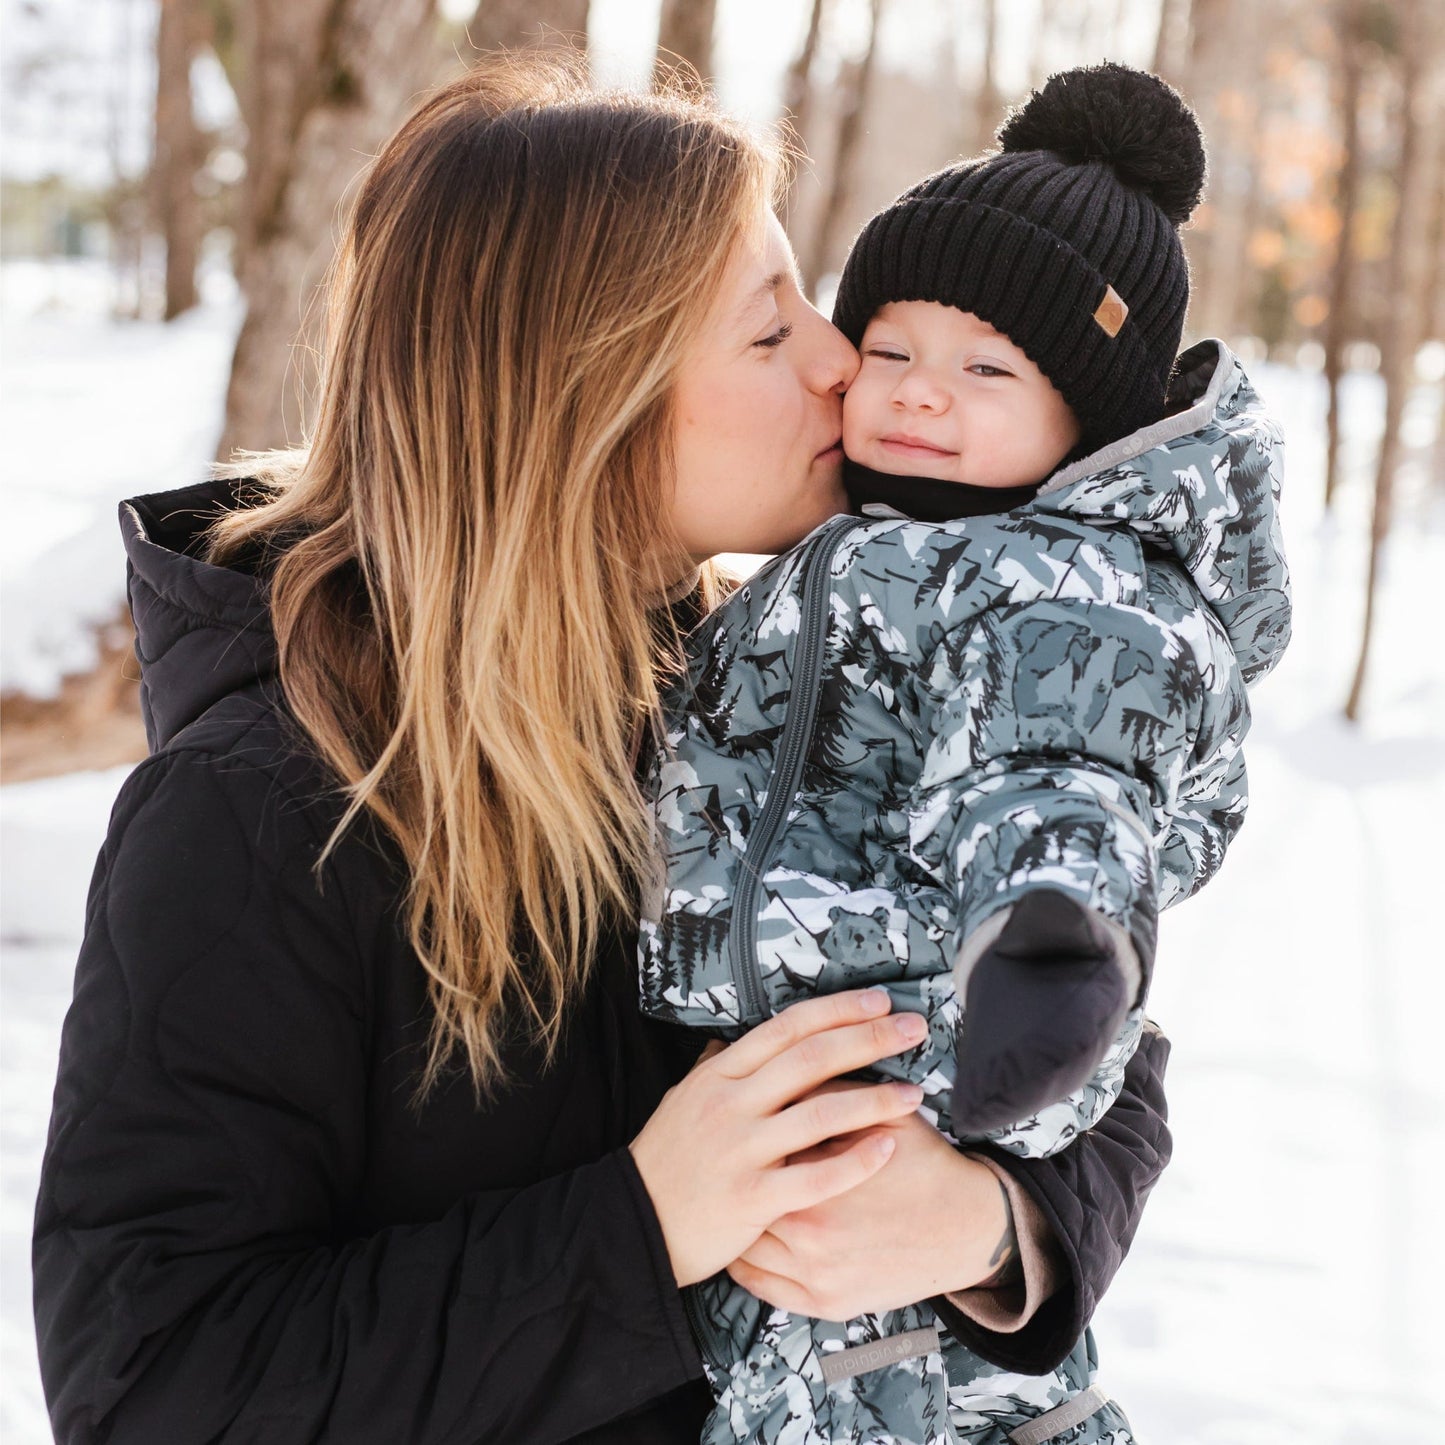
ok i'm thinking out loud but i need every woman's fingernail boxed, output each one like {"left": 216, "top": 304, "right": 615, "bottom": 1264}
{"left": 895, "top": 1013, "right": 928, "bottom": 1042}
{"left": 898, "top": 1083, "right": 925, "bottom": 1106}
{"left": 873, "top": 1135, "right": 897, "bottom": 1162}
{"left": 859, "top": 988, "right": 892, "bottom": 1015}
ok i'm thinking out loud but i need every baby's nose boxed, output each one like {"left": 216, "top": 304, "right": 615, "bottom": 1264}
{"left": 893, "top": 372, "right": 950, "bottom": 411}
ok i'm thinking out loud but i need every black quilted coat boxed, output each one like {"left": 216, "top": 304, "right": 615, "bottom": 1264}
{"left": 32, "top": 480, "right": 1174, "bottom": 1444}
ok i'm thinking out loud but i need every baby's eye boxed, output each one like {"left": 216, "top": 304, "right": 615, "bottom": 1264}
{"left": 968, "top": 363, "right": 1012, "bottom": 378}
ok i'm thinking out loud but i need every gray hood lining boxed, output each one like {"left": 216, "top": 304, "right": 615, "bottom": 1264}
{"left": 1036, "top": 341, "right": 1232, "bottom": 497}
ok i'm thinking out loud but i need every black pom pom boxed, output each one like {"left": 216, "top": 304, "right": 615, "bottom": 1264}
{"left": 997, "top": 62, "right": 1206, "bottom": 225}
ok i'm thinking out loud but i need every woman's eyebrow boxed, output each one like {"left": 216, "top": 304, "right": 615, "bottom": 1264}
{"left": 736, "top": 272, "right": 786, "bottom": 323}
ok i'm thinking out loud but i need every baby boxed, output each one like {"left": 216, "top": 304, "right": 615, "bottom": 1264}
{"left": 836, "top": 302, "right": 1148, "bottom": 1128}
{"left": 642, "top": 63, "right": 1290, "bottom": 1445}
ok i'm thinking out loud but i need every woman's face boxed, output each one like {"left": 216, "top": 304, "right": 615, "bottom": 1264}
{"left": 670, "top": 211, "right": 858, "bottom": 562}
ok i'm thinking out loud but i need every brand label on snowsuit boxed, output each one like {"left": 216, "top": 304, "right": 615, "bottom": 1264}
{"left": 818, "top": 1327, "right": 940, "bottom": 1384}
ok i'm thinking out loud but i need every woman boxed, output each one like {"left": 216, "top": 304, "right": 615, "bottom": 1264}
{"left": 32, "top": 60, "right": 1170, "bottom": 1444}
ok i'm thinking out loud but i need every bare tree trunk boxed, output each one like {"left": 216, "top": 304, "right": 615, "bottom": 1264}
{"left": 1185, "top": 0, "right": 1226, "bottom": 66}
{"left": 203, "top": 0, "right": 239, "bottom": 87}
{"left": 219, "top": 0, "right": 598, "bottom": 458}
{"left": 1323, "top": 0, "right": 1368, "bottom": 511}
{"left": 1225, "top": 95, "right": 1267, "bottom": 341}
{"left": 936, "top": 2, "right": 963, "bottom": 154}
{"left": 1069, "top": 0, "right": 1101, "bottom": 53}
{"left": 802, "top": 0, "right": 885, "bottom": 293}
{"left": 153, "top": 0, "right": 209, "bottom": 320}
{"left": 1153, "top": 0, "right": 1191, "bottom": 82}
{"left": 109, "top": 1, "right": 148, "bottom": 319}
{"left": 464, "top": 0, "right": 589, "bottom": 51}
{"left": 1345, "top": 0, "right": 1441, "bottom": 720}
{"left": 781, "top": 0, "right": 828, "bottom": 133}
{"left": 1108, "top": 0, "right": 1129, "bottom": 52}
{"left": 655, "top": 0, "right": 718, "bottom": 85}
{"left": 779, "top": 0, "right": 830, "bottom": 237}
{"left": 1029, "top": 0, "right": 1064, "bottom": 89}
{"left": 219, "top": 0, "right": 444, "bottom": 459}
{"left": 1181, "top": 0, "right": 1254, "bottom": 342}
{"left": 972, "top": 0, "right": 1002, "bottom": 156}
{"left": 229, "top": 0, "right": 333, "bottom": 284}
{"left": 1423, "top": 152, "right": 1445, "bottom": 523}
{"left": 1423, "top": 108, "right": 1445, "bottom": 348}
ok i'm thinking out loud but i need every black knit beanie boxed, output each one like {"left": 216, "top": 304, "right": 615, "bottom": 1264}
{"left": 833, "top": 63, "right": 1207, "bottom": 450}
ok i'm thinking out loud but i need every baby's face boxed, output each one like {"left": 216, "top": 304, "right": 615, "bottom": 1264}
{"left": 843, "top": 302, "right": 1081, "bottom": 488}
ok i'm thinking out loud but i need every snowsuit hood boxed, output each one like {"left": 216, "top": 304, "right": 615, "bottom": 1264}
{"left": 1034, "top": 339, "right": 1291, "bottom": 685}
{"left": 119, "top": 478, "right": 277, "bottom": 751}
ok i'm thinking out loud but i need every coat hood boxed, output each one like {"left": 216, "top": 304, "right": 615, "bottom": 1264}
{"left": 120, "top": 478, "right": 277, "bottom": 751}
{"left": 1032, "top": 339, "right": 1291, "bottom": 684}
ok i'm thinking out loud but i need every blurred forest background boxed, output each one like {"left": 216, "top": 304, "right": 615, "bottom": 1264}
{"left": 1, "top": 0, "right": 1442, "bottom": 778}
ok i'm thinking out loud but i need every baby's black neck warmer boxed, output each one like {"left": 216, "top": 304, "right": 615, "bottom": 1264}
{"left": 843, "top": 457, "right": 1042, "bottom": 523}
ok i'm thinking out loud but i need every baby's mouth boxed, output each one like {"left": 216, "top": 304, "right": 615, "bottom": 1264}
{"left": 877, "top": 433, "right": 957, "bottom": 459}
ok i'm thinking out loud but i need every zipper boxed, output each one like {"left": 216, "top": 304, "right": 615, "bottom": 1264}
{"left": 727, "top": 515, "right": 862, "bottom": 1024}
{"left": 682, "top": 1281, "right": 730, "bottom": 1376}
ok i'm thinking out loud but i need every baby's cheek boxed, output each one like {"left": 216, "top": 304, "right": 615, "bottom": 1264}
{"left": 840, "top": 386, "right": 876, "bottom": 453}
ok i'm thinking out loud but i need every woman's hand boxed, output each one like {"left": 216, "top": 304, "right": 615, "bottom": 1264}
{"left": 725, "top": 1083, "right": 1014, "bottom": 1319}
{"left": 629, "top": 990, "right": 930, "bottom": 1288}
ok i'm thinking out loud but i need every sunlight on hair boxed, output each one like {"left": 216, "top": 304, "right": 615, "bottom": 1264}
{"left": 207, "top": 54, "right": 779, "bottom": 1097}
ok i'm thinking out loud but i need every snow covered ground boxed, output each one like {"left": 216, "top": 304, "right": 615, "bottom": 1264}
{"left": 2, "top": 263, "right": 1443, "bottom": 1439}
{"left": 0, "top": 259, "right": 242, "bottom": 696}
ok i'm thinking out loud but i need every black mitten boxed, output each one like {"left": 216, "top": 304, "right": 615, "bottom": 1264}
{"left": 950, "top": 890, "right": 1135, "bottom": 1137}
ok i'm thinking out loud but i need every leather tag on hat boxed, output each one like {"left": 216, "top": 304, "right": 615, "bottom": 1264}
{"left": 1093, "top": 285, "right": 1128, "bottom": 337}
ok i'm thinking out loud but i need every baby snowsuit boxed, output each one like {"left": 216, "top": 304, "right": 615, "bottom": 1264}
{"left": 640, "top": 341, "right": 1290, "bottom": 1445}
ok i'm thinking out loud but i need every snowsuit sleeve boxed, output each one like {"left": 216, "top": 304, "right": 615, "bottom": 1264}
{"left": 914, "top": 597, "right": 1167, "bottom": 996}
{"left": 32, "top": 749, "right": 702, "bottom": 1445}
{"left": 1155, "top": 711, "right": 1249, "bottom": 909}
{"left": 896, "top": 598, "right": 1173, "bottom": 1156}
{"left": 934, "top": 1020, "right": 1173, "bottom": 1374}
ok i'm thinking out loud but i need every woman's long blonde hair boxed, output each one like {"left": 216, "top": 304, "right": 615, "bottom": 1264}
{"left": 209, "top": 57, "right": 778, "bottom": 1095}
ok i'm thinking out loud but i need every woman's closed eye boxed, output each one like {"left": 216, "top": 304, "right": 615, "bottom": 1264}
{"left": 863, "top": 347, "right": 909, "bottom": 362}
{"left": 753, "top": 322, "right": 795, "bottom": 350}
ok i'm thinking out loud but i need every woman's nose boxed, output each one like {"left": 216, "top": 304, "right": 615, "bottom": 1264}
{"left": 805, "top": 309, "right": 860, "bottom": 394}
